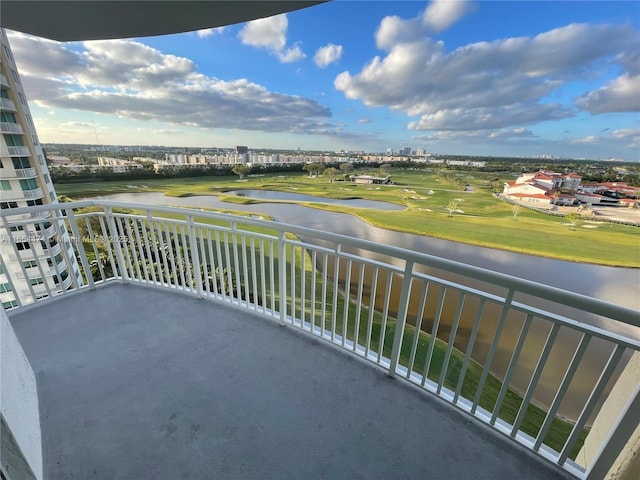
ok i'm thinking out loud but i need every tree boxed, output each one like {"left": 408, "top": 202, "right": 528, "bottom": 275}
{"left": 339, "top": 162, "right": 353, "bottom": 175}
{"left": 445, "top": 201, "right": 458, "bottom": 218}
{"left": 303, "top": 162, "right": 323, "bottom": 177}
{"left": 512, "top": 204, "right": 520, "bottom": 221}
{"left": 232, "top": 164, "right": 251, "bottom": 181}
{"left": 323, "top": 167, "right": 338, "bottom": 183}
{"left": 566, "top": 212, "right": 580, "bottom": 231}
{"left": 378, "top": 163, "right": 391, "bottom": 176}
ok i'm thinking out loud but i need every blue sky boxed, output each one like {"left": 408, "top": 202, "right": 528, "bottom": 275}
{"left": 6, "top": 1, "right": 640, "bottom": 160}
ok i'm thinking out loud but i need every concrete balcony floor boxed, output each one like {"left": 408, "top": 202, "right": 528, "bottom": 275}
{"left": 9, "top": 283, "right": 568, "bottom": 480}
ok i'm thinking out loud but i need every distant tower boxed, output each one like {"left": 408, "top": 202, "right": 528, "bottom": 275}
{"left": 0, "top": 28, "right": 81, "bottom": 308}
{"left": 235, "top": 145, "right": 249, "bottom": 163}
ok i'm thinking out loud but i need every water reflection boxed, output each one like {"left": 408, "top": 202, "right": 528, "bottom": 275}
{"left": 227, "top": 189, "right": 403, "bottom": 210}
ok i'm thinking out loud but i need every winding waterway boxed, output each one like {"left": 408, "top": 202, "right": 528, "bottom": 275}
{"left": 93, "top": 191, "right": 639, "bottom": 420}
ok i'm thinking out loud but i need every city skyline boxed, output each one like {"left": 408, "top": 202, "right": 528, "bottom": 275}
{"left": 5, "top": 0, "right": 640, "bottom": 160}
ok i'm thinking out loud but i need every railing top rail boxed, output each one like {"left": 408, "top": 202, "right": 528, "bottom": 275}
{"left": 2, "top": 199, "right": 638, "bottom": 328}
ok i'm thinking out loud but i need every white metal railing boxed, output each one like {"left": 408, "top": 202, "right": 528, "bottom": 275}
{"left": 1, "top": 200, "right": 638, "bottom": 479}
{"left": 15, "top": 167, "right": 37, "bottom": 178}
{"left": 0, "top": 97, "right": 16, "bottom": 111}
{"left": 6, "top": 146, "right": 32, "bottom": 157}
{"left": 0, "top": 122, "right": 23, "bottom": 134}
{"left": 21, "top": 187, "right": 44, "bottom": 200}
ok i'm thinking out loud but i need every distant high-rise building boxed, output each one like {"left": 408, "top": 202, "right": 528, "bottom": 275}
{"left": 1, "top": 28, "right": 81, "bottom": 308}
{"left": 399, "top": 146, "right": 412, "bottom": 156}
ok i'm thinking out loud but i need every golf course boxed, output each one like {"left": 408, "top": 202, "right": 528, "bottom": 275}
{"left": 56, "top": 168, "right": 640, "bottom": 268}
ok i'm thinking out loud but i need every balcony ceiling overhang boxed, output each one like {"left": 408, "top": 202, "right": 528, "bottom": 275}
{"left": 1, "top": 1, "right": 327, "bottom": 41}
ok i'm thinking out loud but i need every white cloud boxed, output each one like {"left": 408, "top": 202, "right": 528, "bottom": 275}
{"left": 196, "top": 27, "right": 225, "bottom": 38}
{"left": 336, "top": 23, "right": 639, "bottom": 131}
{"left": 276, "top": 43, "right": 306, "bottom": 63}
{"left": 314, "top": 44, "right": 343, "bottom": 68}
{"left": 238, "top": 14, "right": 305, "bottom": 63}
{"left": 375, "top": 0, "right": 475, "bottom": 50}
{"left": 421, "top": 0, "right": 476, "bottom": 33}
{"left": 357, "top": 117, "right": 372, "bottom": 124}
{"left": 575, "top": 74, "right": 640, "bottom": 114}
{"left": 9, "top": 34, "right": 331, "bottom": 134}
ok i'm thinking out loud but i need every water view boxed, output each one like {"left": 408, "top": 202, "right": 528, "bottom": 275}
{"left": 94, "top": 191, "right": 639, "bottom": 420}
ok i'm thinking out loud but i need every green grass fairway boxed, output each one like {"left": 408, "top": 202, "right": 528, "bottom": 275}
{"left": 56, "top": 169, "right": 640, "bottom": 267}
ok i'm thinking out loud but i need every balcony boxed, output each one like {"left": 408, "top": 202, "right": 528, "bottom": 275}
{"left": 13, "top": 167, "right": 37, "bottom": 178}
{"left": 2, "top": 200, "right": 639, "bottom": 480}
{"left": 21, "top": 186, "right": 44, "bottom": 200}
{"left": 0, "top": 74, "right": 9, "bottom": 87}
{"left": 0, "top": 121, "right": 23, "bottom": 134}
{"left": 6, "top": 145, "right": 32, "bottom": 156}
{"left": 0, "top": 96, "right": 16, "bottom": 111}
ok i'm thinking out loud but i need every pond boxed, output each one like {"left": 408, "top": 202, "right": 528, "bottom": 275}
{"left": 227, "top": 189, "right": 403, "bottom": 210}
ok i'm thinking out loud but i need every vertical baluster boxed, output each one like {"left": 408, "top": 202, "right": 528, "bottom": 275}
{"left": 84, "top": 215, "right": 105, "bottom": 282}
{"left": 124, "top": 217, "right": 143, "bottom": 281}
{"left": 437, "top": 292, "right": 466, "bottom": 394}
{"left": 491, "top": 313, "right": 534, "bottom": 424}
{"left": 187, "top": 216, "right": 203, "bottom": 297}
{"left": 342, "top": 258, "right": 352, "bottom": 346}
{"left": 300, "top": 246, "right": 306, "bottom": 327}
{"left": 421, "top": 287, "right": 447, "bottom": 386}
{"left": 353, "top": 262, "right": 365, "bottom": 352}
{"left": 533, "top": 333, "right": 592, "bottom": 450}
{"left": 250, "top": 236, "right": 258, "bottom": 311}
{"left": 223, "top": 231, "right": 234, "bottom": 299}
{"left": 241, "top": 235, "right": 250, "bottom": 306}
{"left": 277, "top": 232, "right": 287, "bottom": 325}
{"left": 259, "top": 239, "right": 267, "bottom": 313}
{"left": 157, "top": 220, "right": 173, "bottom": 287}
{"left": 511, "top": 323, "right": 561, "bottom": 436}
{"left": 365, "top": 266, "right": 379, "bottom": 358}
{"left": 64, "top": 206, "right": 94, "bottom": 289}
{"left": 172, "top": 223, "right": 187, "bottom": 288}
{"left": 105, "top": 208, "right": 128, "bottom": 282}
{"left": 98, "top": 215, "right": 118, "bottom": 281}
{"left": 230, "top": 224, "right": 241, "bottom": 302}
{"left": 290, "top": 243, "right": 296, "bottom": 325}
{"left": 407, "top": 281, "right": 429, "bottom": 379}
{"left": 389, "top": 261, "right": 414, "bottom": 376}
{"left": 310, "top": 250, "right": 317, "bottom": 333}
{"left": 454, "top": 299, "right": 486, "bottom": 404}
{"left": 180, "top": 222, "right": 194, "bottom": 290}
{"left": 206, "top": 229, "right": 219, "bottom": 297}
{"left": 214, "top": 230, "right": 226, "bottom": 298}
{"left": 472, "top": 290, "right": 515, "bottom": 414}
{"left": 141, "top": 215, "right": 157, "bottom": 285}
{"left": 116, "top": 216, "right": 135, "bottom": 280}
{"left": 321, "top": 253, "right": 328, "bottom": 337}
{"left": 377, "top": 271, "right": 394, "bottom": 364}
{"left": 558, "top": 345, "right": 625, "bottom": 466}
{"left": 331, "top": 246, "right": 341, "bottom": 341}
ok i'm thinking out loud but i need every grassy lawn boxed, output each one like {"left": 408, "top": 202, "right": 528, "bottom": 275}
{"left": 57, "top": 169, "right": 640, "bottom": 267}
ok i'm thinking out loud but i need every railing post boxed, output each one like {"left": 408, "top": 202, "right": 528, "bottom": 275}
{"left": 278, "top": 231, "right": 287, "bottom": 326}
{"left": 187, "top": 215, "right": 204, "bottom": 298}
{"left": 388, "top": 260, "right": 414, "bottom": 378}
{"left": 104, "top": 207, "right": 129, "bottom": 283}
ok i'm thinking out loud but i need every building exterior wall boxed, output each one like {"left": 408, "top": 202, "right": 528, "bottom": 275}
{"left": 1, "top": 308, "right": 43, "bottom": 480}
{"left": 1, "top": 28, "right": 80, "bottom": 308}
